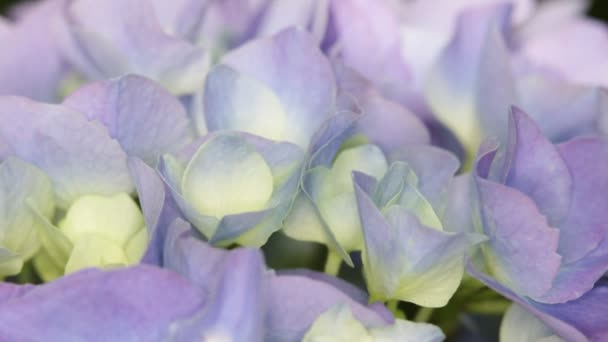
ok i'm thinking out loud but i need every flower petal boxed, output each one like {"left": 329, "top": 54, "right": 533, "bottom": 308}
{"left": 64, "top": 75, "right": 194, "bottom": 166}
{"left": 221, "top": 27, "right": 336, "bottom": 148}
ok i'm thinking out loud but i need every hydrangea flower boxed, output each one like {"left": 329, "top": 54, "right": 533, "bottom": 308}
{"left": 467, "top": 108, "right": 608, "bottom": 340}
{"left": 56, "top": 0, "right": 209, "bottom": 95}
{"left": 303, "top": 304, "right": 445, "bottom": 342}
{"left": 159, "top": 132, "right": 304, "bottom": 247}
{"left": 426, "top": 2, "right": 608, "bottom": 156}
{"left": 0, "top": 75, "right": 192, "bottom": 280}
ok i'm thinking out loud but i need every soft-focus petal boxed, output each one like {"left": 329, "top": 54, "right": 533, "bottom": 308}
{"left": 0, "top": 1, "right": 66, "bottom": 101}
{"left": 426, "top": 3, "right": 513, "bottom": 154}
{"left": 60, "top": 0, "right": 208, "bottom": 94}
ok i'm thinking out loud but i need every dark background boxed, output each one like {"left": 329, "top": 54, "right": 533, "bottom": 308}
{"left": 1, "top": 0, "right": 608, "bottom": 21}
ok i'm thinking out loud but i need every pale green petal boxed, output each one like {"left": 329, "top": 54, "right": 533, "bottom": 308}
{"left": 182, "top": 135, "right": 274, "bottom": 219}
{"left": 318, "top": 192, "right": 363, "bottom": 252}
{"left": 500, "top": 304, "right": 564, "bottom": 342}
{"left": 280, "top": 193, "right": 328, "bottom": 245}
{"left": 0, "top": 247, "right": 23, "bottom": 277}
{"left": 64, "top": 235, "right": 129, "bottom": 275}
{"left": 31, "top": 206, "right": 73, "bottom": 275}
{"left": 0, "top": 158, "right": 54, "bottom": 268}
{"left": 369, "top": 319, "right": 445, "bottom": 342}
{"left": 32, "top": 247, "right": 64, "bottom": 282}
{"left": 302, "top": 144, "right": 388, "bottom": 254}
{"left": 329, "top": 144, "right": 388, "bottom": 195}
{"left": 304, "top": 305, "right": 445, "bottom": 342}
{"left": 59, "top": 192, "right": 145, "bottom": 245}
{"left": 125, "top": 228, "right": 148, "bottom": 263}
{"left": 205, "top": 65, "right": 288, "bottom": 143}
{"left": 385, "top": 162, "right": 443, "bottom": 230}
{"left": 302, "top": 304, "right": 372, "bottom": 342}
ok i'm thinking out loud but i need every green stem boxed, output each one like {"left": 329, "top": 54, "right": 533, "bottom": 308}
{"left": 324, "top": 251, "right": 342, "bottom": 276}
{"left": 414, "top": 307, "right": 434, "bottom": 323}
{"left": 386, "top": 300, "right": 406, "bottom": 320}
{"left": 466, "top": 299, "right": 511, "bottom": 315}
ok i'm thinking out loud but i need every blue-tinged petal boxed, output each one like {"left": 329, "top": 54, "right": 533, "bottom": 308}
{"left": 515, "top": 73, "right": 603, "bottom": 142}
{"left": 168, "top": 248, "right": 266, "bottom": 341}
{"left": 475, "top": 177, "right": 561, "bottom": 299}
{"left": 128, "top": 158, "right": 165, "bottom": 250}
{"left": 330, "top": 0, "right": 412, "bottom": 105}
{"left": 426, "top": 3, "right": 514, "bottom": 154}
{"left": 555, "top": 138, "right": 608, "bottom": 264}
{"left": 390, "top": 145, "right": 460, "bottom": 210}
{"left": 291, "top": 144, "right": 388, "bottom": 262}
{"left": 0, "top": 265, "right": 205, "bottom": 341}
{"left": 355, "top": 170, "right": 483, "bottom": 307}
{"left": 500, "top": 304, "right": 564, "bottom": 342}
{"left": 307, "top": 111, "right": 358, "bottom": 168}
{"left": 159, "top": 132, "right": 304, "bottom": 247}
{"left": 0, "top": 157, "right": 54, "bottom": 275}
{"left": 150, "top": 0, "right": 209, "bottom": 40}
{"left": 519, "top": 17, "right": 608, "bottom": 87}
{"left": 0, "top": 0, "right": 66, "bottom": 101}
{"left": 204, "top": 65, "right": 289, "bottom": 143}
{"left": 195, "top": 0, "right": 269, "bottom": 53}
{"left": 220, "top": 27, "right": 336, "bottom": 148}
{"left": 60, "top": 0, "right": 208, "bottom": 95}
{"left": 257, "top": 0, "right": 330, "bottom": 42}
{"left": 521, "top": 138, "right": 608, "bottom": 304}
{"left": 161, "top": 218, "right": 226, "bottom": 287}
{"left": 266, "top": 271, "right": 392, "bottom": 342}
{"left": 469, "top": 261, "right": 608, "bottom": 342}
{"left": 502, "top": 108, "right": 572, "bottom": 225}
{"left": 442, "top": 173, "right": 474, "bottom": 233}
{"left": 356, "top": 94, "right": 431, "bottom": 154}
{"left": 0, "top": 97, "right": 133, "bottom": 209}
{"left": 64, "top": 75, "right": 194, "bottom": 166}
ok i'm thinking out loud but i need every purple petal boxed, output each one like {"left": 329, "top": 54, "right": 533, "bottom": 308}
{"left": 60, "top": 0, "right": 208, "bottom": 94}
{"left": 356, "top": 94, "right": 430, "bottom": 153}
{"left": 475, "top": 177, "right": 561, "bottom": 299}
{"left": 169, "top": 248, "right": 266, "bottom": 341}
{"left": 469, "top": 261, "right": 608, "bottom": 341}
{"left": 389, "top": 145, "right": 460, "bottom": 209}
{"left": 0, "top": 0, "right": 66, "bottom": 101}
{"left": 0, "top": 96, "right": 132, "bottom": 208}
{"left": 330, "top": 0, "right": 413, "bottom": 105}
{"left": 266, "top": 272, "right": 391, "bottom": 342}
{"left": 64, "top": 75, "right": 194, "bottom": 165}
{"left": 556, "top": 138, "right": 608, "bottom": 263}
{"left": 220, "top": 27, "right": 336, "bottom": 148}
{"left": 502, "top": 108, "right": 572, "bottom": 225}
{"left": 0, "top": 266, "right": 205, "bottom": 341}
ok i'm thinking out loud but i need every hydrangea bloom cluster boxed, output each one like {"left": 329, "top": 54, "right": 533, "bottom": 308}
{"left": 0, "top": 0, "right": 606, "bottom": 341}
